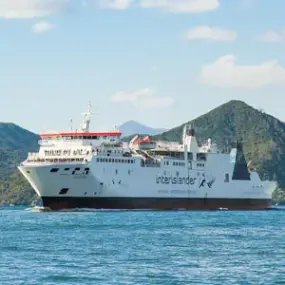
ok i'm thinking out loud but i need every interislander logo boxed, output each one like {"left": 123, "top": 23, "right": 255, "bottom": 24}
{"left": 156, "top": 172, "right": 216, "bottom": 188}
{"left": 156, "top": 174, "right": 197, "bottom": 185}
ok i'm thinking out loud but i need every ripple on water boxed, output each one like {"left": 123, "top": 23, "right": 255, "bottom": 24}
{"left": 0, "top": 206, "right": 285, "bottom": 285}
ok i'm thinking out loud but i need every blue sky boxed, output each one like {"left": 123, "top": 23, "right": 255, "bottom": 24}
{"left": 0, "top": 0, "right": 285, "bottom": 134}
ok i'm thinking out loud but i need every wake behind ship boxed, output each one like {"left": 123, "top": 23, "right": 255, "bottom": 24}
{"left": 18, "top": 104, "right": 277, "bottom": 210}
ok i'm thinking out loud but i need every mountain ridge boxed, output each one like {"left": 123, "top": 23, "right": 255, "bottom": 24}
{"left": 119, "top": 120, "right": 168, "bottom": 137}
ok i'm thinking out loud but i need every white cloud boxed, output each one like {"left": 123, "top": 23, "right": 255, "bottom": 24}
{"left": 0, "top": 0, "right": 74, "bottom": 19}
{"left": 109, "top": 88, "right": 174, "bottom": 108}
{"left": 255, "top": 30, "right": 285, "bottom": 43}
{"left": 139, "top": 0, "right": 219, "bottom": 13}
{"left": 100, "top": 0, "right": 133, "bottom": 9}
{"left": 101, "top": 0, "right": 220, "bottom": 12}
{"left": 32, "top": 21, "right": 54, "bottom": 34}
{"left": 200, "top": 54, "right": 285, "bottom": 89}
{"left": 186, "top": 26, "right": 237, "bottom": 41}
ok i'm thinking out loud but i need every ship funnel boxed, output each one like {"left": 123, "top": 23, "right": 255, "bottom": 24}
{"left": 183, "top": 123, "right": 199, "bottom": 157}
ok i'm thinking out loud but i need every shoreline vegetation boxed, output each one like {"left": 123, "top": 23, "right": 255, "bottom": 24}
{"left": 1, "top": 100, "right": 285, "bottom": 206}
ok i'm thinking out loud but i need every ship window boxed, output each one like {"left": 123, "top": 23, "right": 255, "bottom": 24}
{"left": 197, "top": 153, "right": 207, "bottom": 161}
{"left": 75, "top": 167, "right": 80, "bottom": 171}
{"left": 64, "top": 168, "right": 70, "bottom": 171}
{"left": 128, "top": 159, "right": 130, "bottom": 163}
{"left": 115, "top": 159, "right": 118, "bottom": 163}
{"left": 112, "top": 159, "right": 114, "bottom": 163}
{"left": 50, "top": 168, "right": 59, "bottom": 173}
{"left": 188, "top": 152, "right": 193, "bottom": 160}
{"left": 225, "top": 173, "right": 229, "bottom": 183}
{"left": 97, "top": 158, "right": 99, "bottom": 162}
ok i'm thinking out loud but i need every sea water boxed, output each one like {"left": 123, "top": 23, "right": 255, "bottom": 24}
{"left": 0, "top": 206, "right": 284, "bottom": 285}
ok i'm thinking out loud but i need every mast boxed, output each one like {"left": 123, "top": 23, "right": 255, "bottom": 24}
{"left": 80, "top": 102, "right": 93, "bottom": 133}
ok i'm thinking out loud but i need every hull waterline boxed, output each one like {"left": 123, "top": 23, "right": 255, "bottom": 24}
{"left": 42, "top": 196, "right": 272, "bottom": 211}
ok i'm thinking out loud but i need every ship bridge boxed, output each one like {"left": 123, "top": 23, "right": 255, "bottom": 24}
{"left": 23, "top": 102, "right": 122, "bottom": 165}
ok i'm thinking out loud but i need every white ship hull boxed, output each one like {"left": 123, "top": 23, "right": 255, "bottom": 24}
{"left": 18, "top": 156, "right": 276, "bottom": 210}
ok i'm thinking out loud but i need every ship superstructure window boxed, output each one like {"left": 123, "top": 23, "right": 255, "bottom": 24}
{"left": 173, "top": 162, "right": 185, "bottom": 166}
{"left": 197, "top": 163, "right": 205, "bottom": 167}
{"left": 96, "top": 157, "right": 135, "bottom": 164}
{"left": 197, "top": 153, "right": 207, "bottom": 161}
{"left": 225, "top": 173, "right": 229, "bottom": 182}
{"left": 50, "top": 168, "right": 59, "bottom": 173}
{"left": 188, "top": 153, "right": 193, "bottom": 160}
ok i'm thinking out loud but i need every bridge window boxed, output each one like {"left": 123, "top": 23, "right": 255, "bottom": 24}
{"left": 50, "top": 168, "right": 59, "bottom": 173}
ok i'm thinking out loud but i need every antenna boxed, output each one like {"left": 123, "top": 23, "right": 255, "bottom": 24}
{"left": 70, "top": 118, "right": 73, "bottom": 132}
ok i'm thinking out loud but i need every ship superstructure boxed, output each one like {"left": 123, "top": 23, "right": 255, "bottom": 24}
{"left": 18, "top": 104, "right": 277, "bottom": 210}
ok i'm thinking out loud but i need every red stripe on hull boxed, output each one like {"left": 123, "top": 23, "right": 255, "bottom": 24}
{"left": 42, "top": 197, "right": 272, "bottom": 211}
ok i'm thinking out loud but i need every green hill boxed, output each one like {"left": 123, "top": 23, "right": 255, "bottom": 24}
{"left": 0, "top": 123, "right": 39, "bottom": 205}
{"left": 0, "top": 100, "right": 285, "bottom": 205}
{"left": 0, "top": 123, "right": 39, "bottom": 151}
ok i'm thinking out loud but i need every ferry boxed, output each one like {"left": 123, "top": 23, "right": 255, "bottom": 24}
{"left": 18, "top": 103, "right": 277, "bottom": 210}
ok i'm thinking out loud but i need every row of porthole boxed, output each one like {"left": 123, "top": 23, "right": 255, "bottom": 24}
{"left": 173, "top": 162, "right": 185, "bottom": 166}
{"left": 97, "top": 158, "right": 135, "bottom": 164}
